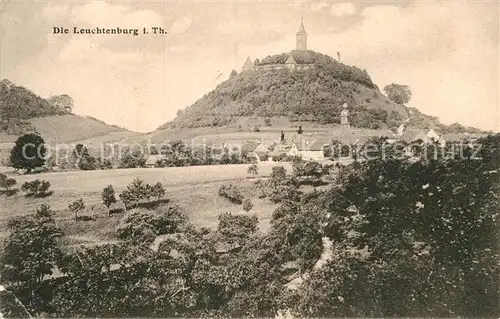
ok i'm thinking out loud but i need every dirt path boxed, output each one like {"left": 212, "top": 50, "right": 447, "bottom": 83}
{"left": 285, "top": 236, "right": 334, "bottom": 290}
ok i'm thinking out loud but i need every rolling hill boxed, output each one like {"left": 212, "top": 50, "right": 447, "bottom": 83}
{"left": 157, "top": 50, "right": 450, "bottom": 132}
{"left": 0, "top": 79, "right": 141, "bottom": 147}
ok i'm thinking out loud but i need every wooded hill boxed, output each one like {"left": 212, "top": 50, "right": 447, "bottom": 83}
{"left": 159, "top": 50, "right": 447, "bottom": 131}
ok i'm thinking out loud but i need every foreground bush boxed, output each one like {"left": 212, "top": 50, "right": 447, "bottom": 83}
{"left": 218, "top": 184, "right": 243, "bottom": 204}
{"left": 242, "top": 199, "right": 253, "bottom": 212}
{"left": 116, "top": 205, "right": 188, "bottom": 243}
{"left": 119, "top": 179, "right": 167, "bottom": 209}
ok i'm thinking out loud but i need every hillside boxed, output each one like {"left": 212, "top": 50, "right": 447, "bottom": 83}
{"left": 0, "top": 79, "right": 69, "bottom": 134}
{"left": 0, "top": 79, "right": 141, "bottom": 146}
{"left": 158, "top": 50, "right": 446, "bottom": 131}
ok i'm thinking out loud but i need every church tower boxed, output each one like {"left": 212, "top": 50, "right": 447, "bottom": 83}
{"left": 296, "top": 18, "right": 307, "bottom": 51}
{"left": 340, "top": 103, "right": 350, "bottom": 127}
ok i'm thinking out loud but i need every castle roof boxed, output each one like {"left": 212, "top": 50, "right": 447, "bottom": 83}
{"left": 285, "top": 55, "right": 297, "bottom": 64}
{"left": 242, "top": 56, "right": 254, "bottom": 70}
{"left": 297, "top": 18, "right": 306, "bottom": 33}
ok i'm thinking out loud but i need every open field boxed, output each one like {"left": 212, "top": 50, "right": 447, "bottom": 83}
{"left": 1, "top": 162, "right": 292, "bottom": 245}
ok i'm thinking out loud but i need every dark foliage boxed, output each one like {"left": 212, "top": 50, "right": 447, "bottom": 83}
{"left": 10, "top": 133, "right": 46, "bottom": 173}
{"left": 21, "top": 179, "right": 52, "bottom": 197}
{"left": 218, "top": 184, "right": 244, "bottom": 204}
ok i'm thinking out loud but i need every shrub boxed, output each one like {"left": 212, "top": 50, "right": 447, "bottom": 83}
{"left": 218, "top": 184, "right": 243, "bottom": 204}
{"left": 264, "top": 118, "right": 272, "bottom": 126}
{"left": 247, "top": 164, "right": 259, "bottom": 176}
{"left": 242, "top": 199, "right": 253, "bottom": 212}
{"left": 217, "top": 212, "right": 258, "bottom": 246}
{"left": 119, "top": 179, "right": 167, "bottom": 209}
{"left": 116, "top": 205, "right": 188, "bottom": 243}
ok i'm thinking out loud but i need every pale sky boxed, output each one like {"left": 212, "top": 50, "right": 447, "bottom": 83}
{"left": 1, "top": 0, "right": 498, "bottom": 133}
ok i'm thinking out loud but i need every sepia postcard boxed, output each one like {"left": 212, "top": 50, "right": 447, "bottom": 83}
{"left": 0, "top": 1, "right": 499, "bottom": 318}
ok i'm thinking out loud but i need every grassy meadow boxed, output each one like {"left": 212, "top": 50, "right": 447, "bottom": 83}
{"left": 1, "top": 162, "right": 292, "bottom": 246}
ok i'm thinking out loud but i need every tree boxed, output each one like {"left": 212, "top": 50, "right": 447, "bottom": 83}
{"left": 242, "top": 199, "right": 253, "bottom": 212}
{"left": 119, "top": 148, "right": 146, "bottom": 168}
{"left": 0, "top": 211, "right": 63, "bottom": 316}
{"left": 247, "top": 164, "right": 259, "bottom": 176}
{"left": 36, "top": 203, "right": 52, "bottom": 218}
{"left": 102, "top": 185, "right": 116, "bottom": 215}
{"left": 119, "top": 178, "right": 159, "bottom": 209}
{"left": 218, "top": 184, "right": 243, "bottom": 204}
{"left": 69, "top": 198, "right": 85, "bottom": 221}
{"left": 383, "top": 83, "right": 412, "bottom": 105}
{"left": 271, "top": 166, "right": 287, "bottom": 182}
{"left": 217, "top": 212, "right": 258, "bottom": 246}
{"left": 10, "top": 133, "right": 46, "bottom": 173}
{"left": 151, "top": 182, "right": 166, "bottom": 201}
{"left": 302, "top": 138, "right": 500, "bottom": 317}
{"left": 3, "top": 177, "right": 16, "bottom": 190}
{"left": 230, "top": 69, "right": 238, "bottom": 78}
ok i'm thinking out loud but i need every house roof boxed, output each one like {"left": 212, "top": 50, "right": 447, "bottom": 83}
{"left": 241, "top": 141, "right": 261, "bottom": 153}
{"left": 253, "top": 141, "right": 274, "bottom": 153}
{"left": 293, "top": 137, "right": 327, "bottom": 151}
{"left": 145, "top": 154, "right": 166, "bottom": 165}
{"left": 399, "top": 129, "right": 427, "bottom": 143}
{"left": 285, "top": 55, "right": 297, "bottom": 64}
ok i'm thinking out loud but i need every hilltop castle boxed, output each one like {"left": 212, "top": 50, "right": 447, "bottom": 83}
{"left": 241, "top": 18, "right": 315, "bottom": 72}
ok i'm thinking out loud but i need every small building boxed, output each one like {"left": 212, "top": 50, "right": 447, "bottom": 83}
{"left": 426, "top": 129, "right": 440, "bottom": 143}
{"left": 290, "top": 138, "right": 326, "bottom": 160}
{"left": 145, "top": 154, "right": 166, "bottom": 168}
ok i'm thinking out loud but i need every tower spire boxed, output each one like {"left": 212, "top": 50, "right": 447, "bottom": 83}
{"left": 298, "top": 16, "right": 306, "bottom": 33}
{"left": 296, "top": 17, "right": 307, "bottom": 50}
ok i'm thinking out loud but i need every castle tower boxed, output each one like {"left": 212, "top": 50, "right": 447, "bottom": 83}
{"left": 296, "top": 17, "right": 307, "bottom": 51}
{"left": 340, "top": 103, "right": 350, "bottom": 126}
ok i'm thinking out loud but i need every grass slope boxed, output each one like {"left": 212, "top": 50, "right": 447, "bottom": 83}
{"left": 0, "top": 114, "right": 141, "bottom": 145}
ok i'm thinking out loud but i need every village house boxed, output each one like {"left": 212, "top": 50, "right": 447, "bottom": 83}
{"left": 145, "top": 154, "right": 166, "bottom": 168}
{"left": 287, "top": 137, "right": 327, "bottom": 160}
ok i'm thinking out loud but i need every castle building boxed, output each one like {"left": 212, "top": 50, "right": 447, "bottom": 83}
{"left": 296, "top": 17, "right": 307, "bottom": 51}
{"left": 241, "top": 19, "right": 312, "bottom": 72}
